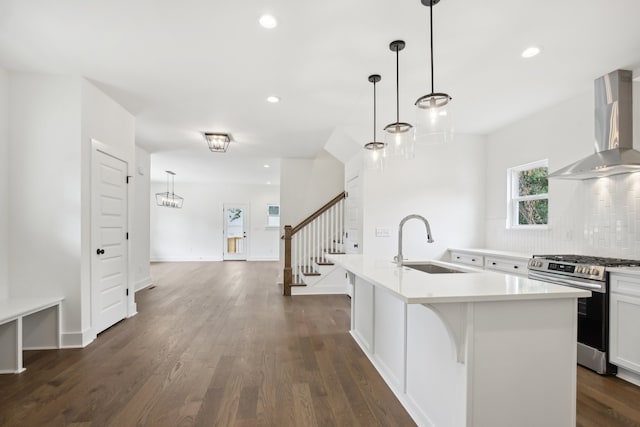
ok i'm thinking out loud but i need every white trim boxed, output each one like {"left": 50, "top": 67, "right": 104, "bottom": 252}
{"left": 506, "top": 159, "right": 549, "bottom": 229}
{"left": 150, "top": 256, "right": 223, "bottom": 262}
{"left": 247, "top": 257, "right": 280, "bottom": 262}
{"left": 61, "top": 328, "right": 95, "bottom": 348}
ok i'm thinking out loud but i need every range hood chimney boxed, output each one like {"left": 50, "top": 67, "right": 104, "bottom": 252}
{"left": 548, "top": 69, "right": 640, "bottom": 180}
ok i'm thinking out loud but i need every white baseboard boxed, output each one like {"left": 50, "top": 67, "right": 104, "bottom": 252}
{"left": 247, "top": 257, "right": 280, "bottom": 261}
{"left": 135, "top": 276, "right": 153, "bottom": 292}
{"left": 291, "top": 284, "right": 349, "bottom": 295}
{"left": 150, "top": 256, "right": 223, "bottom": 262}
{"left": 616, "top": 367, "right": 640, "bottom": 387}
{"left": 62, "top": 328, "right": 95, "bottom": 348}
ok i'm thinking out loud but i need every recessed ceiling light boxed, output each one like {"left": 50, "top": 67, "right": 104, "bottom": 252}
{"left": 266, "top": 181, "right": 272, "bottom": 185}
{"left": 263, "top": 164, "right": 270, "bottom": 168}
{"left": 521, "top": 46, "right": 541, "bottom": 59}
{"left": 266, "top": 95, "right": 280, "bottom": 103}
{"left": 259, "top": 14, "right": 277, "bottom": 29}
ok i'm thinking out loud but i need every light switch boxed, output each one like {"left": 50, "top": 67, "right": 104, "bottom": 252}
{"left": 375, "top": 227, "right": 390, "bottom": 237}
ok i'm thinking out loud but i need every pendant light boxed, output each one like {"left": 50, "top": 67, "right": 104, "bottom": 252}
{"left": 384, "top": 40, "right": 414, "bottom": 158}
{"left": 156, "top": 171, "right": 184, "bottom": 208}
{"left": 364, "top": 74, "right": 386, "bottom": 170}
{"left": 414, "top": 0, "right": 453, "bottom": 142}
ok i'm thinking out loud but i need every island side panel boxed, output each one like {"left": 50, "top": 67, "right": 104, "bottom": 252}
{"left": 469, "top": 298, "right": 577, "bottom": 427}
{"left": 406, "top": 303, "right": 467, "bottom": 427}
{"left": 373, "top": 286, "right": 407, "bottom": 392}
{"left": 352, "top": 276, "right": 374, "bottom": 352}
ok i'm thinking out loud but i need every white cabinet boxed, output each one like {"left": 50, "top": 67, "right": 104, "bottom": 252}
{"left": 485, "top": 256, "right": 528, "bottom": 277}
{"left": 610, "top": 273, "right": 640, "bottom": 377}
{"left": 450, "top": 251, "right": 484, "bottom": 268}
{"left": 449, "top": 249, "right": 529, "bottom": 277}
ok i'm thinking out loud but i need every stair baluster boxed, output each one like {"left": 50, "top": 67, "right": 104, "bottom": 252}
{"left": 282, "top": 191, "right": 346, "bottom": 296}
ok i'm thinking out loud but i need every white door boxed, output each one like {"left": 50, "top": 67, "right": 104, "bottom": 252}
{"left": 223, "top": 204, "right": 248, "bottom": 260}
{"left": 92, "top": 149, "right": 128, "bottom": 334}
{"left": 345, "top": 175, "right": 362, "bottom": 254}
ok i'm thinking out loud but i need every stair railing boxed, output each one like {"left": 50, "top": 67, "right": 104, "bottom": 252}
{"left": 283, "top": 191, "right": 346, "bottom": 296}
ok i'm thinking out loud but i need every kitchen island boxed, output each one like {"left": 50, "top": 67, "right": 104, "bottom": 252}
{"left": 327, "top": 254, "right": 591, "bottom": 427}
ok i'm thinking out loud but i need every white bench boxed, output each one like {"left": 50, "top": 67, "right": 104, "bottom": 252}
{"left": 0, "top": 297, "right": 64, "bottom": 374}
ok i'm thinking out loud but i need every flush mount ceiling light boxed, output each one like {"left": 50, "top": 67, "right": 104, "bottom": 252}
{"left": 203, "top": 132, "right": 231, "bottom": 153}
{"left": 521, "top": 46, "right": 542, "bottom": 58}
{"left": 414, "top": 0, "right": 453, "bottom": 142}
{"left": 156, "top": 171, "right": 184, "bottom": 209}
{"left": 259, "top": 14, "right": 277, "bottom": 29}
{"left": 266, "top": 95, "right": 280, "bottom": 103}
{"left": 364, "top": 74, "right": 386, "bottom": 169}
{"left": 384, "top": 40, "right": 414, "bottom": 158}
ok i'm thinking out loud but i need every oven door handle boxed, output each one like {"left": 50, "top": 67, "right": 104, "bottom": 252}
{"left": 528, "top": 271, "right": 605, "bottom": 293}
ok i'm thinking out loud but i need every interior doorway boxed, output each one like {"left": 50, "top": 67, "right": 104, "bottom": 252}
{"left": 223, "top": 204, "right": 249, "bottom": 260}
{"left": 91, "top": 148, "right": 128, "bottom": 335}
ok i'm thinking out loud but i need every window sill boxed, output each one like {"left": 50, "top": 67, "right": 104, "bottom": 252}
{"left": 507, "top": 225, "right": 550, "bottom": 231}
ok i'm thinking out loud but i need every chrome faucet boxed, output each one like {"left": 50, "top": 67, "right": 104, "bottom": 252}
{"left": 394, "top": 214, "right": 434, "bottom": 266}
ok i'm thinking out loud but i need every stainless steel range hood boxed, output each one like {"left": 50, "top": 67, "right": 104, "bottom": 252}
{"left": 548, "top": 69, "right": 640, "bottom": 180}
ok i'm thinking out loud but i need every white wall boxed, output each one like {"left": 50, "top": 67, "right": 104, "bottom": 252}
{"left": 150, "top": 180, "right": 280, "bottom": 261}
{"left": 0, "top": 66, "right": 8, "bottom": 300}
{"left": 360, "top": 134, "right": 487, "bottom": 261}
{"left": 133, "top": 146, "right": 151, "bottom": 291}
{"left": 485, "top": 81, "right": 640, "bottom": 258}
{"left": 8, "top": 74, "right": 83, "bottom": 337}
{"left": 7, "top": 74, "right": 136, "bottom": 346}
{"left": 280, "top": 150, "right": 345, "bottom": 227}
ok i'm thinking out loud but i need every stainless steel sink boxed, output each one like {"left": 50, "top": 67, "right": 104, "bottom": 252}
{"left": 403, "top": 262, "right": 467, "bottom": 274}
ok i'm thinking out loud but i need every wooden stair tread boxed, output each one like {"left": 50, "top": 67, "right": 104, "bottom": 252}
{"left": 314, "top": 257, "right": 334, "bottom": 266}
{"left": 291, "top": 275, "right": 306, "bottom": 287}
{"left": 325, "top": 251, "right": 345, "bottom": 255}
{"left": 300, "top": 266, "right": 321, "bottom": 276}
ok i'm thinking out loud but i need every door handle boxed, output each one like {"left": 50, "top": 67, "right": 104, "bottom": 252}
{"left": 354, "top": 243, "right": 359, "bottom": 248}
{"left": 96, "top": 249, "right": 105, "bottom": 255}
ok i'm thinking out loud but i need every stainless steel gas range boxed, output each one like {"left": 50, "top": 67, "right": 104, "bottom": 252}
{"left": 528, "top": 254, "right": 640, "bottom": 374}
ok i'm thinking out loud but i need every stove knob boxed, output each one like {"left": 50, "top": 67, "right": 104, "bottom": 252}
{"left": 577, "top": 266, "right": 584, "bottom": 274}
{"left": 589, "top": 268, "right": 597, "bottom": 275}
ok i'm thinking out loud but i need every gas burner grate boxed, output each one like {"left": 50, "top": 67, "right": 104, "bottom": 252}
{"left": 532, "top": 254, "right": 640, "bottom": 267}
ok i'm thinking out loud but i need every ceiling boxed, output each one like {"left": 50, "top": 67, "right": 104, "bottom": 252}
{"left": 1, "top": 0, "right": 640, "bottom": 184}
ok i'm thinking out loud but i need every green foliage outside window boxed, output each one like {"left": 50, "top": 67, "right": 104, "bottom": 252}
{"left": 517, "top": 167, "right": 548, "bottom": 225}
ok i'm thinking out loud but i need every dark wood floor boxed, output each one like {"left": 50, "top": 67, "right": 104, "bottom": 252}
{"left": 0, "top": 261, "right": 639, "bottom": 426}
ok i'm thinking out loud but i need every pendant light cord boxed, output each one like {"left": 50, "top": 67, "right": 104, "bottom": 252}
{"left": 373, "top": 79, "right": 377, "bottom": 141}
{"left": 430, "top": 2, "right": 434, "bottom": 94}
{"left": 396, "top": 48, "right": 400, "bottom": 123}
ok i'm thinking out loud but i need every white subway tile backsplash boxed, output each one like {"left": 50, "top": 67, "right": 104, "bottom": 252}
{"left": 487, "top": 173, "right": 640, "bottom": 259}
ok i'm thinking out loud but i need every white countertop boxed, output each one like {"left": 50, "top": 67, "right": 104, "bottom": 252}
{"left": 448, "top": 248, "right": 532, "bottom": 261}
{"left": 328, "top": 254, "right": 590, "bottom": 304}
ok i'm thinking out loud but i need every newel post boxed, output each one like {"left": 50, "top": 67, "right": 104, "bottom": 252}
{"left": 283, "top": 225, "right": 293, "bottom": 296}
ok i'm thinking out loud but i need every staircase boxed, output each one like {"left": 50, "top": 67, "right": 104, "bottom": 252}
{"left": 283, "top": 192, "right": 347, "bottom": 296}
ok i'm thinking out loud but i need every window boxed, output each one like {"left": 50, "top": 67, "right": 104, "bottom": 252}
{"left": 267, "top": 204, "right": 280, "bottom": 228}
{"left": 507, "top": 160, "right": 548, "bottom": 228}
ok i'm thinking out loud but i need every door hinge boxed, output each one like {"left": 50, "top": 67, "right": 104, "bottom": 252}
{"left": 126, "top": 232, "right": 129, "bottom": 240}
{"left": 126, "top": 175, "right": 132, "bottom": 183}
{"left": 126, "top": 288, "right": 129, "bottom": 296}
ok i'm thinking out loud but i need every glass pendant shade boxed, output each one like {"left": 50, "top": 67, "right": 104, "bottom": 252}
{"left": 364, "top": 141, "right": 386, "bottom": 170}
{"left": 385, "top": 123, "right": 416, "bottom": 158}
{"left": 414, "top": 94, "right": 453, "bottom": 144}
{"left": 156, "top": 171, "right": 184, "bottom": 208}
